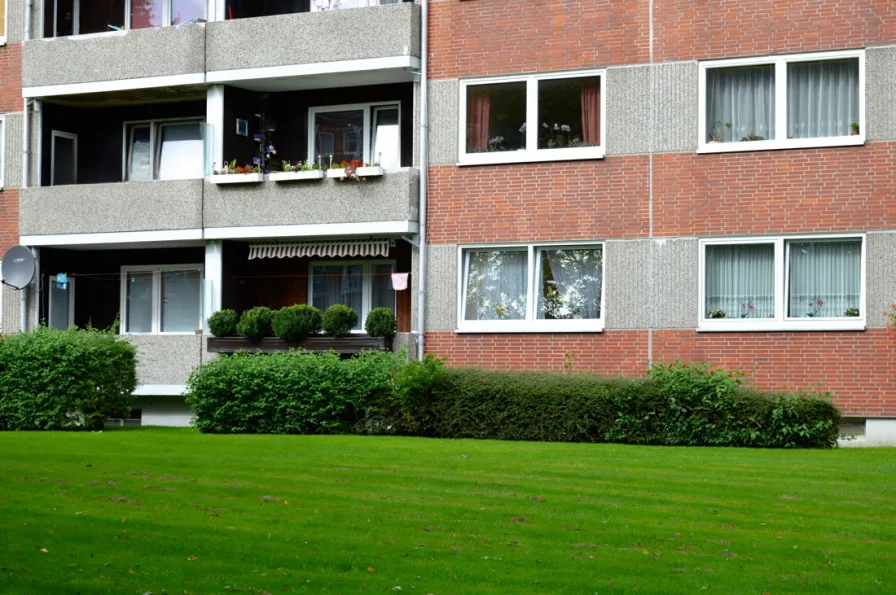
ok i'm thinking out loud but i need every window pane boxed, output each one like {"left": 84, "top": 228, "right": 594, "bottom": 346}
{"left": 126, "top": 271, "right": 154, "bottom": 333}
{"left": 52, "top": 135, "right": 76, "bottom": 186}
{"left": 706, "top": 65, "right": 775, "bottom": 142}
{"left": 128, "top": 126, "right": 152, "bottom": 181}
{"left": 314, "top": 110, "right": 364, "bottom": 164}
{"left": 49, "top": 281, "right": 71, "bottom": 330}
{"left": 463, "top": 251, "right": 528, "bottom": 321}
{"left": 157, "top": 123, "right": 203, "bottom": 180}
{"left": 537, "top": 76, "right": 601, "bottom": 149}
{"left": 787, "top": 59, "right": 859, "bottom": 139}
{"left": 170, "top": 0, "right": 206, "bottom": 24}
{"left": 372, "top": 107, "right": 400, "bottom": 168}
{"left": 312, "top": 265, "right": 364, "bottom": 330}
{"left": 788, "top": 240, "right": 861, "bottom": 318}
{"left": 80, "top": 0, "right": 126, "bottom": 35}
{"left": 465, "top": 81, "right": 527, "bottom": 153}
{"left": 371, "top": 263, "right": 396, "bottom": 313}
{"left": 161, "top": 269, "right": 201, "bottom": 332}
{"left": 131, "top": 0, "right": 164, "bottom": 29}
{"left": 537, "top": 248, "right": 602, "bottom": 319}
{"left": 705, "top": 244, "right": 775, "bottom": 319}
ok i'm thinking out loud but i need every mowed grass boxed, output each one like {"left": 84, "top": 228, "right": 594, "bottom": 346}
{"left": 1, "top": 430, "right": 895, "bottom": 594}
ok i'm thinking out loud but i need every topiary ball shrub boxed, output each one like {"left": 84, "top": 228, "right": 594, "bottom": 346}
{"left": 208, "top": 309, "right": 239, "bottom": 337}
{"left": 364, "top": 307, "right": 397, "bottom": 339}
{"left": 323, "top": 304, "right": 358, "bottom": 338}
{"left": 237, "top": 306, "right": 274, "bottom": 341}
{"left": 273, "top": 305, "right": 323, "bottom": 343}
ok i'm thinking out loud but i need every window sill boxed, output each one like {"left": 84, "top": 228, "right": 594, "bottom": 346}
{"left": 458, "top": 146, "right": 604, "bottom": 167}
{"left": 697, "top": 320, "right": 865, "bottom": 332}
{"left": 456, "top": 322, "right": 604, "bottom": 334}
{"left": 697, "top": 135, "right": 865, "bottom": 154}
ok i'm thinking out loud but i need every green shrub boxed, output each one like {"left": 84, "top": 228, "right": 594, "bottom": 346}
{"left": 322, "top": 304, "right": 358, "bottom": 338}
{"left": 237, "top": 307, "right": 274, "bottom": 341}
{"left": 272, "top": 305, "right": 322, "bottom": 343}
{"left": 208, "top": 309, "right": 239, "bottom": 337}
{"left": 364, "top": 307, "right": 397, "bottom": 339}
{"left": 0, "top": 326, "right": 137, "bottom": 431}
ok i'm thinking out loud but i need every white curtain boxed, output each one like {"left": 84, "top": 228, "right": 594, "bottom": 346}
{"left": 464, "top": 251, "right": 528, "bottom": 321}
{"left": 371, "top": 263, "right": 396, "bottom": 312}
{"left": 312, "top": 265, "right": 364, "bottom": 330}
{"left": 126, "top": 272, "right": 154, "bottom": 332}
{"left": 161, "top": 270, "right": 201, "bottom": 332}
{"left": 705, "top": 244, "right": 775, "bottom": 319}
{"left": 706, "top": 65, "right": 775, "bottom": 142}
{"left": 787, "top": 59, "right": 858, "bottom": 139}
{"left": 788, "top": 241, "right": 860, "bottom": 318}
{"left": 537, "top": 248, "right": 602, "bottom": 319}
{"left": 157, "top": 123, "right": 204, "bottom": 181}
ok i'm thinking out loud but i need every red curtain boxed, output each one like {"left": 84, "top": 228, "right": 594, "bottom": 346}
{"left": 581, "top": 78, "right": 600, "bottom": 145}
{"left": 466, "top": 87, "right": 491, "bottom": 151}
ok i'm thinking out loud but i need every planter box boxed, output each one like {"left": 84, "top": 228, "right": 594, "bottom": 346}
{"left": 268, "top": 170, "right": 325, "bottom": 182}
{"left": 326, "top": 166, "right": 384, "bottom": 180}
{"left": 209, "top": 173, "right": 265, "bottom": 184}
{"left": 207, "top": 335, "right": 391, "bottom": 355}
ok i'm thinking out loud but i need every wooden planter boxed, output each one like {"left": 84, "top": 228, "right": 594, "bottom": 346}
{"left": 207, "top": 335, "right": 392, "bottom": 355}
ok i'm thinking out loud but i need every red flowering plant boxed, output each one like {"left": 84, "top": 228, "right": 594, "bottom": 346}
{"left": 885, "top": 301, "right": 896, "bottom": 340}
{"left": 340, "top": 159, "right": 367, "bottom": 182}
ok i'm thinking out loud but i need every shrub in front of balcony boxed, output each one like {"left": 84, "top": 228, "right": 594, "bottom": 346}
{"left": 237, "top": 307, "right": 274, "bottom": 341}
{"left": 364, "top": 308, "right": 397, "bottom": 339}
{"left": 323, "top": 305, "right": 358, "bottom": 338}
{"left": 208, "top": 309, "right": 239, "bottom": 338}
{"left": 273, "top": 305, "right": 323, "bottom": 343}
{"left": 0, "top": 326, "right": 137, "bottom": 431}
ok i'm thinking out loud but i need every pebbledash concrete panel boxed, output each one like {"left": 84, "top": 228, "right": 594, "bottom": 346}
{"left": 424, "top": 244, "right": 457, "bottom": 331}
{"left": 203, "top": 169, "right": 419, "bottom": 230}
{"left": 866, "top": 46, "right": 896, "bottom": 142}
{"left": 866, "top": 232, "right": 896, "bottom": 328}
{"left": 20, "top": 180, "right": 203, "bottom": 236}
{"left": 428, "top": 79, "right": 459, "bottom": 166}
{"left": 22, "top": 24, "right": 206, "bottom": 89}
{"left": 3, "top": 112, "right": 24, "bottom": 189}
{"left": 126, "top": 335, "right": 203, "bottom": 386}
{"left": 206, "top": 3, "right": 420, "bottom": 73}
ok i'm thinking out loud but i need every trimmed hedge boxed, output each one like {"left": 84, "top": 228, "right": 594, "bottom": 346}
{"left": 237, "top": 307, "right": 274, "bottom": 341}
{"left": 364, "top": 307, "right": 397, "bottom": 339}
{"left": 0, "top": 326, "right": 137, "bottom": 431}
{"left": 322, "top": 304, "right": 358, "bottom": 337}
{"left": 208, "top": 309, "right": 239, "bottom": 337}
{"left": 272, "top": 305, "right": 323, "bottom": 343}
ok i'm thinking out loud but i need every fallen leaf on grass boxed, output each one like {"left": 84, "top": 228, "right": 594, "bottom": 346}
{"left": 186, "top": 555, "right": 197, "bottom": 562}
{"left": 39, "top": 548, "right": 48, "bottom": 553}
{"left": 367, "top": 567, "right": 375, "bottom": 573}
{"left": 509, "top": 517, "right": 528, "bottom": 524}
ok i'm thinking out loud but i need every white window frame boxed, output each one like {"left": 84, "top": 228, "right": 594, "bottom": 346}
{"left": 456, "top": 242, "right": 605, "bottom": 333}
{"left": 458, "top": 70, "right": 606, "bottom": 166}
{"left": 119, "top": 264, "right": 204, "bottom": 335}
{"left": 308, "top": 102, "right": 401, "bottom": 167}
{"left": 698, "top": 234, "right": 866, "bottom": 332}
{"left": 698, "top": 49, "right": 865, "bottom": 154}
{"left": 307, "top": 260, "right": 397, "bottom": 333}
{"left": 50, "top": 130, "right": 78, "bottom": 186}
{"left": 0, "top": 114, "right": 5, "bottom": 189}
{"left": 48, "top": 275, "right": 76, "bottom": 329}
{"left": 122, "top": 117, "right": 205, "bottom": 181}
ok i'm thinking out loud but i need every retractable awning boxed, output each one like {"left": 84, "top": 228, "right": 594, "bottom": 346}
{"left": 248, "top": 240, "right": 392, "bottom": 260}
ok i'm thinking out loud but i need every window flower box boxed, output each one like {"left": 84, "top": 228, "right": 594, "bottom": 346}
{"left": 326, "top": 166, "right": 384, "bottom": 180}
{"left": 206, "top": 335, "right": 392, "bottom": 355}
{"left": 210, "top": 173, "right": 265, "bottom": 184}
{"left": 268, "top": 170, "right": 325, "bottom": 182}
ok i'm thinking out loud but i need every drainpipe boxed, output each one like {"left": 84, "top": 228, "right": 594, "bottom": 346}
{"left": 20, "top": 1, "right": 34, "bottom": 331}
{"left": 415, "top": 0, "right": 429, "bottom": 361}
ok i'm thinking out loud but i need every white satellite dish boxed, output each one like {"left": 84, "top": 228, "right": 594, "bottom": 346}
{"left": 1, "top": 245, "right": 36, "bottom": 290}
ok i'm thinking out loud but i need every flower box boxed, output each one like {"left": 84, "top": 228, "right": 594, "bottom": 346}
{"left": 268, "top": 170, "right": 325, "bottom": 182}
{"left": 210, "top": 173, "right": 265, "bottom": 184}
{"left": 326, "top": 166, "right": 384, "bottom": 180}
{"left": 206, "top": 335, "right": 391, "bottom": 355}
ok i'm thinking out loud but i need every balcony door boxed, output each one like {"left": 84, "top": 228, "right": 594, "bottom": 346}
{"left": 50, "top": 131, "right": 78, "bottom": 186}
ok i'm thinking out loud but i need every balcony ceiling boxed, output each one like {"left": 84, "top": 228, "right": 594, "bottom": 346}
{"left": 43, "top": 85, "right": 208, "bottom": 107}
{"left": 223, "top": 68, "right": 419, "bottom": 93}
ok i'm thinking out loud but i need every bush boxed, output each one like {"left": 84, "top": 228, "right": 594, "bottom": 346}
{"left": 272, "top": 305, "right": 322, "bottom": 343}
{"left": 237, "top": 307, "right": 274, "bottom": 341}
{"left": 0, "top": 326, "right": 137, "bottom": 431}
{"left": 322, "top": 304, "right": 358, "bottom": 338}
{"left": 208, "top": 309, "right": 239, "bottom": 337}
{"left": 364, "top": 307, "right": 397, "bottom": 339}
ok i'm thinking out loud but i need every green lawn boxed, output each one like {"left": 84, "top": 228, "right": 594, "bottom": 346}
{"left": 1, "top": 430, "right": 894, "bottom": 594}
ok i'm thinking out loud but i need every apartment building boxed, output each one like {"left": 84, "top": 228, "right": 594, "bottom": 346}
{"left": 1, "top": 1, "right": 894, "bottom": 440}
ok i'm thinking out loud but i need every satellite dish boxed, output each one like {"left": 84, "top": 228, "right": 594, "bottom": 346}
{"left": 1, "top": 245, "right": 36, "bottom": 290}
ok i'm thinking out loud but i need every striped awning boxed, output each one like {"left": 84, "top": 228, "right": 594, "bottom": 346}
{"left": 248, "top": 240, "right": 392, "bottom": 260}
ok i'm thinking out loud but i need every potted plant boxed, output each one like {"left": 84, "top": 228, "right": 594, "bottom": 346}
{"left": 708, "top": 121, "right": 732, "bottom": 143}
{"left": 210, "top": 160, "right": 265, "bottom": 184}
{"left": 708, "top": 309, "right": 727, "bottom": 319}
{"left": 268, "top": 160, "right": 326, "bottom": 182}
{"left": 844, "top": 307, "right": 860, "bottom": 317}
{"left": 850, "top": 122, "right": 860, "bottom": 136}
{"left": 326, "top": 158, "right": 384, "bottom": 180}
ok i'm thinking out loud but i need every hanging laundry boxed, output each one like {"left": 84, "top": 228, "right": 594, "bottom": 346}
{"left": 391, "top": 272, "right": 409, "bottom": 291}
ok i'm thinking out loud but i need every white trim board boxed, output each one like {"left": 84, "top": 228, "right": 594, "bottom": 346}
{"left": 203, "top": 221, "right": 419, "bottom": 241}
{"left": 23, "top": 73, "right": 207, "bottom": 99}
{"left": 133, "top": 384, "right": 187, "bottom": 396}
{"left": 206, "top": 56, "right": 420, "bottom": 85}
{"left": 22, "top": 229, "right": 204, "bottom": 247}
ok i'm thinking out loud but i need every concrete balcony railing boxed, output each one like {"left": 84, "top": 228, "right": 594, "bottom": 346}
{"left": 19, "top": 180, "right": 203, "bottom": 239}
{"left": 202, "top": 168, "right": 419, "bottom": 237}
{"left": 22, "top": 24, "right": 206, "bottom": 92}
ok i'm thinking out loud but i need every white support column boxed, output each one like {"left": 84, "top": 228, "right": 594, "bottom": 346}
{"left": 211, "top": 0, "right": 225, "bottom": 22}
{"left": 206, "top": 85, "right": 225, "bottom": 174}
{"left": 204, "top": 241, "right": 224, "bottom": 332}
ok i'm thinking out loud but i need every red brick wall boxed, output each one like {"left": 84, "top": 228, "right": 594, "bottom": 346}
{"left": 0, "top": 43, "right": 22, "bottom": 255}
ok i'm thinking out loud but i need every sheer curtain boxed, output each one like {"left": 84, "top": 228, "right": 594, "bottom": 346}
{"left": 787, "top": 59, "right": 858, "bottom": 139}
{"left": 537, "top": 248, "right": 602, "bottom": 319}
{"left": 463, "top": 251, "right": 527, "bottom": 321}
{"left": 706, "top": 65, "right": 775, "bottom": 142}
{"left": 371, "top": 263, "right": 396, "bottom": 312}
{"left": 161, "top": 270, "right": 201, "bottom": 332}
{"left": 788, "top": 241, "right": 860, "bottom": 318}
{"left": 705, "top": 244, "right": 775, "bottom": 318}
{"left": 313, "top": 265, "right": 364, "bottom": 329}
{"left": 126, "top": 271, "right": 154, "bottom": 332}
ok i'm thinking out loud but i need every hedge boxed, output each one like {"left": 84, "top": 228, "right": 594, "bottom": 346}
{"left": 0, "top": 326, "right": 137, "bottom": 431}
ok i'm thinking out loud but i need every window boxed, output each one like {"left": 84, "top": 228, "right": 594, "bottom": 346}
{"left": 699, "top": 50, "right": 864, "bottom": 152}
{"left": 309, "top": 261, "right": 396, "bottom": 332}
{"left": 458, "top": 71, "right": 605, "bottom": 166}
{"left": 700, "top": 236, "right": 864, "bottom": 331}
{"left": 123, "top": 119, "right": 206, "bottom": 181}
{"left": 120, "top": 265, "right": 204, "bottom": 334}
{"left": 44, "top": 0, "right": 206, "bottom": 37}
{"left": 458, "top": 244, "right": 604, "bottom": 332}
{"left": 49, "top": 275, "right": 75, "bottom": 330}
{"left": 309, "top": 103, "right": 401, "bottom": 169}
